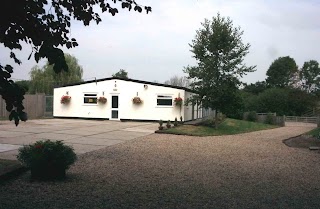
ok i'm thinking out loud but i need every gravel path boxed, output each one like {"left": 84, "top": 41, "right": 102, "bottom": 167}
{"left": 1, "top": 126, "right": 320, "bottom": 209}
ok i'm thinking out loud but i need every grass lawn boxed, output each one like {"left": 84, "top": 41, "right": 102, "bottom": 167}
{"left": 305, "top": 127, "right": 320, "bottom": 137}
{"left": 159, "top": 118, "right": 278, "bottom": 136}
{"left": 0, "top": 159, "right": 24, "bottom": 179}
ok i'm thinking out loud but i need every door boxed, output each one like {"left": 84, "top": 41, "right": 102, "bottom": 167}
{"left": 111, "top": 95, "right": 119, "bottom": 120}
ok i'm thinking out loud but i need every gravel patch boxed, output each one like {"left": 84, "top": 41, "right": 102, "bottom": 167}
{"left": 1, "top": 126, "right": 320, "bottom": 209}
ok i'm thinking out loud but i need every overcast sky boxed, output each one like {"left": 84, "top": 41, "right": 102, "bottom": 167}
{"left": 2, "top": 0, "right": 320, "bottom": 84}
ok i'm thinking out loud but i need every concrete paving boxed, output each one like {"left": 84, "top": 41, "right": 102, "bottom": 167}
{"left": 0, "top": 119, "right": 158, "bottom": 160}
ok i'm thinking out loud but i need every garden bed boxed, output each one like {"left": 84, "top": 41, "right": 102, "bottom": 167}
{"left": 156, "top": 118, "right": 278, "bottom": 136}
{"left": 283, "top": 128, "right": 320, "bottom": 151}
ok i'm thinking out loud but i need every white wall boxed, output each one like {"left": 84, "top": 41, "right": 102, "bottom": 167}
{"left": 54, "top": 79, "right": 187, "bottom": 121}
{"left": 184, "top": 91, "right": 193, "bottom": 121}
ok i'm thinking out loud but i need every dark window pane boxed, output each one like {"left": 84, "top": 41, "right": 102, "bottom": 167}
{"left": 84, "top": 97, "right": 97, "bottom": 104}
{"left": 112, "top": 96, "right": 118, "bottom": 108}
{"left": 84, "top": 94, "right": 97, "bottom": 96}
{"left": 157, "top": 99, "right": 172, "bottom": 106}
{"left": 112, "top": 110, "right": 118, "bottom": 118}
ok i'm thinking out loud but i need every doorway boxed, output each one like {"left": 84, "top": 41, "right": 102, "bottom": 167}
{"left": 111, "top": 95, "right": 119, "bottom": 120}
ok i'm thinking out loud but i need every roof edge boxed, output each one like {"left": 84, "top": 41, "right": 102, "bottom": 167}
{"left": 54, "top": 77, "right": 195, "bottom": 92}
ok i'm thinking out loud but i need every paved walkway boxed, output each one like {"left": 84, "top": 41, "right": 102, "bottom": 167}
{"left": 0, "top": 119, "right": 158, "bottom": 160}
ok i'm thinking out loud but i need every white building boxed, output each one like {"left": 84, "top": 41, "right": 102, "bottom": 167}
{"left": 53, "top": 77, "right": 211, "bottom": 122}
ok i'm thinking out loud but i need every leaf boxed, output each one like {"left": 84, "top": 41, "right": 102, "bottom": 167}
{"left": 9, "top": 111, "right": 15, "bottom": 121}
{"left": 72, "top": 42, "right": 78, "bottom": 47}
{"left": 3, "top": 71, "right": 11, "bottom": 79}
{"left": 35, "top": 52, "right": 40, "bottom": 62}
{"left": 5, "top": 65, "right": 13, "bottom": 73}
{"left": 66, "top": 42, "right": 72, "bottom": 49}
{"left": 134, "top": 6, "right": 142, "bottom": 12}
{"left": 19, "top": 112, "right": 28, "bottom": 122}
{"left": 15, "top": 117, "right": 19, "bottom": 126}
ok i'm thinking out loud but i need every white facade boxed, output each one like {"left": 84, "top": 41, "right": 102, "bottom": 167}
{"left": 53, "top": 78, "right": 203, "bottom": 122}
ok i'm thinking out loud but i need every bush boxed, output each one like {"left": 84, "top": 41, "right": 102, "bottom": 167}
{"left": 166, "top": 120, "right": 171, "bottom": 128}
{"left": 17, "top": 140, "right": 77, "bottom": 180}
{"left": 265, "top": 113, "right": 274, "bottom": 125}
{"left": 247, "top": 111, "right": 257, "bottom": 122}
{"left": 158, "top": 120, "right": 163, "bottom": 130}
{"left": 198, "top": 113, "right": 226, "bottom": 128}
{"left": 174, "top": 117, "right": 178, "bottom": 127}
{"left": 180, "top": 116, "right": 183, "bottom": 124}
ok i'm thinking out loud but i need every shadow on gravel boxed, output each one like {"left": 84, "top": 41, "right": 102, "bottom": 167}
{"left": 283, "top": 135, "right": 320, "bottom": 151}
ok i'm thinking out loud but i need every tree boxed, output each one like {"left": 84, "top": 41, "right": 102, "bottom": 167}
{"left": 242, "top": 88, "right": 317, "bottom": 116}
{"left": 15, "top": 80, "right": 31, "bottom": 93}
{"left": 266, "top": 56, "right": 298, "bottom": 88}
{"left": 184, "top": 14, "right": 255, "bottom": 124}
{"left": 164, "top": 75, "right": 190, "bottom": 87}
{"left": 112, "top": 69, "right": 128, "bottom": 79}
{"left": 0, "top": 0, "right": 151, "bottom": 125}
{"left": 243, "top": 81, "right": 268, "bottom": 95}
{"left": 299, "top": 60, "right": 320, "bottom": 93}
{"left": 29, "top": 54, "right": 83, "bottom": 95}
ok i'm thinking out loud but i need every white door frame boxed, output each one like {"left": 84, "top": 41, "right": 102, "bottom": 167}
{"left": 110, "top": 94, "right": 120, "bottom": 120}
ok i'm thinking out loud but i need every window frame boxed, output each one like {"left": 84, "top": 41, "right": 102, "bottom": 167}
{"left": 156, "top": 95, "right": 173, "bottom": 107}
{"left": 83, "top": 93, "right": 98, "bottom": 105}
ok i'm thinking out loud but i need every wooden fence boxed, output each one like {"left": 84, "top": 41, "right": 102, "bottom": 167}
{"left": 285, "top": 116, "right": 318, "bottom": 124}
{"left": 0, "top": 94, "right": 53, "bottom": 119}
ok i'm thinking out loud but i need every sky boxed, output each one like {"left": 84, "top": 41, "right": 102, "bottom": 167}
{"left": 2, "top": 0, "right": 320, "bottom": 84}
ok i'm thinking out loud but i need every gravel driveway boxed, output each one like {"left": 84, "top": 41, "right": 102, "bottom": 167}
{"left": 1, "top": 125, "right": 319, "bottom": 209}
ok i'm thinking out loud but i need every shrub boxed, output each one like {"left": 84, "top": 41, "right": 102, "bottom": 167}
{"left": 174, "top": 117, "right": 178, "bottom": 127}
{"left": 265, "top": 113, "right": 274, "bottom": 125}
{"left": 197, "top": 113, "right": 226, "bottom": 128}
{"left": 247, "top": 111, "right": 257, "bottom": 122}
{"left": 158, "top": 120, "right": 163, "bottom": 130}
{"left": 166, "top": 120, "right": 171, "bottom": 128}
{"left": 17, "top": 140, "right": 77, "bottom": 180}
{"left": 180, "top": 116, "right": 183, "bottom": 123}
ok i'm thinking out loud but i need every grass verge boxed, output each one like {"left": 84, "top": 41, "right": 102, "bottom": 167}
{"left": 0, "top": 159, "right": 27, "bottom": 183}
{"left": 158, "top": 118, "right": 278, "bottom": 136}
{"left": 305, "top": 127, "right": 320, "bottom": 137}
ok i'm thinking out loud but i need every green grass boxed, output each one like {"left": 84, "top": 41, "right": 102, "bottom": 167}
{"left": 160, "top": 118, "right": 278, "bottom": 136}
{"left": 305, "top": 128, "right": 320, "bottom": 137}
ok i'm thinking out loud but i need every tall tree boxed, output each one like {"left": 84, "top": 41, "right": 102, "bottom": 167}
{"left": 112, "top": 69, "right": 128, "bottom": 79}
{"left": 0, "top": 0, "right": 151, "bottom": 125}
{"left": 29, "top": 54, "right": 83, "bottom": 95}
{"left": 266, "top": 56, "right": 298, "bottom": 88}
{"left": 164, "top": 75, "right": 190, "bottom": 87}
{"left": 184, "top": 14, "right": 255, "bottom": 124}
{"left": 243, "top": 81, "right": 268, "bottom": 95}
{"left": 15, "top": 80, "right": 31, "bottom": 94}
{"left": 299, "top": 60, "right": 320, "bottom": 93}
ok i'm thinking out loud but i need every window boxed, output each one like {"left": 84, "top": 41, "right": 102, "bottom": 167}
{"left": 157, "top": 95, "right": 172, "bottom": 106}
{"left": 84, "top": 93, "right": 97, "bottom": 104}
